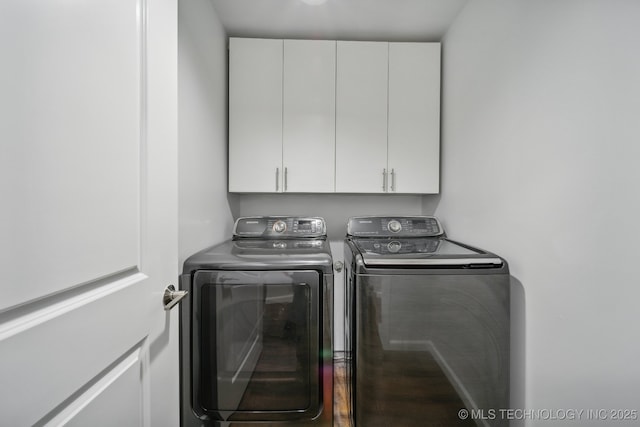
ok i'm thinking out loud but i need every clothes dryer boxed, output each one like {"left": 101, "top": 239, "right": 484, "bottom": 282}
{"left": 181, "top": 216, "right": 333, "bottom": 426}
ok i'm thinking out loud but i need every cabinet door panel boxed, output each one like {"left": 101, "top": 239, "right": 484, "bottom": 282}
{"left": 229, "top": 38, "right": 283, "bottom": 192}
{"left": 388, "top": 43, "right": 441, "bottom": 194}
{"left": 283, "top": 40, "right": 336, "bottom": 193}
{"left": 336, "top": 41, "right": 388, "bottom": 193}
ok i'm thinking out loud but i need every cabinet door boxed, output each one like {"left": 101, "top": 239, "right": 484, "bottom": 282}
{"left": 388, "top": 43, "right": 441, "bottom": 193}
{"left": 336, "top": 41, "right": 389, "bottom": 193}
{"left": 229, "top": 38, "right": 283, "bottom": 192}
{"left": 283, "top": 40, "right": 336, "bottom": 193}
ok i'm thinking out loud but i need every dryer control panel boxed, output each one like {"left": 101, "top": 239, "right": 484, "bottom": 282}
{"left": 234, "top": 216, "right": 327, "bottom": 239}
{"left": 347, "top": 216, "right": 444, "bottom": 237}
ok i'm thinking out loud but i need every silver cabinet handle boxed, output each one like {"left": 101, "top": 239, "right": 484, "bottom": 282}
{"left": 275, "top": 168, "right": 280, "bottom": 192}
{"left": 284, "top": 167, "right": 288, "bottom": 192}
{"left": 163, "top": 284, "right": 187, "bottom": 311}
{"left": 391, "top": 168, "right": 396, "bottom": 192}
{"left": 382, "top": 168, "right": 387, "bottom": 192}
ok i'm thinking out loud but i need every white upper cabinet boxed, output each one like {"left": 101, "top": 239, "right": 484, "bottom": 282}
{"left": 388, "top": 42, "right": 441, "bottom": 194}
{"left": 283, "top": 40, "right": 336, "bottom": 193}
{"left": 229, "top": 38, "right": 283, "bottom": 193}
{"left": 335, "top": 41, "right": 389, "bottom": 193}
{"left": 228, "top": 38, "right": 441, "bottom": 194}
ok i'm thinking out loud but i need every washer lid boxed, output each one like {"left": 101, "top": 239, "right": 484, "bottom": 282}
{"left": 352, "top": 237, "right": 503, "bottom": 267}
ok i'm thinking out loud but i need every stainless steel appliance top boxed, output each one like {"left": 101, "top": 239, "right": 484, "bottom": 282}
{"left": 234, "top": 216, "right": 326, "bottom": 239}
{"left": 183, "top": 216, "right": 332, "bottom": 274}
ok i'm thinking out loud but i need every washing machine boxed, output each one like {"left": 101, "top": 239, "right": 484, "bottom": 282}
{"left": 180, "top": 216, "right": 333, "bottom": 426}
{"left": 344, "top": 215, "right": 510, "bottom": 427}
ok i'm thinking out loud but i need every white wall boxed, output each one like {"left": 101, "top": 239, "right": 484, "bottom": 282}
{"left": 237, "top": 194, "right": 424, "bottom": 350}
{"left": 437, "top": 0, "right": 640, "bottom": 425}
{"left": 178, "top": 0, "right": 238, "bottom": 266}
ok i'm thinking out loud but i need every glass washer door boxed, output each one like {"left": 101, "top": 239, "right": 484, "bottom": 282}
{"left": 192, "top": 269, "right": 321, "bottom": 422}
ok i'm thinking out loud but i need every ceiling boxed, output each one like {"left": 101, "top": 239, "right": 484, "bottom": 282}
{"left": 209, "top": 0, "right": 469, "bottom": 42}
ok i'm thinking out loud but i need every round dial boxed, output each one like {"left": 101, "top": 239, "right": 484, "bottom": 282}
{"left": 387, "top": 241, "right": 402, "bottom": 253}
{"left": 273, "top": 220, "right": 287, "bottom": 233}
{"left": 388, "top": 220, "right": 402, "bottom": 233}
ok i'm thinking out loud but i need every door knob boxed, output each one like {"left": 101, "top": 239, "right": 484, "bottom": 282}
{"left": 163, "top": 285, "right": 188, "bottom": 311}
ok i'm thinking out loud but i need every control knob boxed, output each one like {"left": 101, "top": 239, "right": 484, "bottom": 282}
{"left": 388, "top": 220, "right": 402, "bottom": 233}
{"left": 273, "top": 220, "right": 287, "bottom": 233}
{"left": 273, "top": 241, "right": 287, "bottom": 249}
{"left": 387, "top": 241, "right": 402, "bottom": 253}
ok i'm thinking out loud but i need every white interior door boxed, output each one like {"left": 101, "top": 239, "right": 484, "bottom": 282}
{"left": 0, "top": 0, "right": 178, "bottom": 426}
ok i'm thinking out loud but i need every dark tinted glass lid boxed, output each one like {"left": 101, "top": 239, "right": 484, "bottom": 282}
{"left": 353, "top": 237, "right": 503, "bottom": 267}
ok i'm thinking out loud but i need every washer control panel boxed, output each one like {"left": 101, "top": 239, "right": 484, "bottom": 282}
{"left": 234, "top": 216, "right": 326, "bottom": 238}
{"left": 354, "top": 238, "right": 441, "bottom": 254}
{"left": 347, "top": 216, "right": 443, "bottom": 237}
